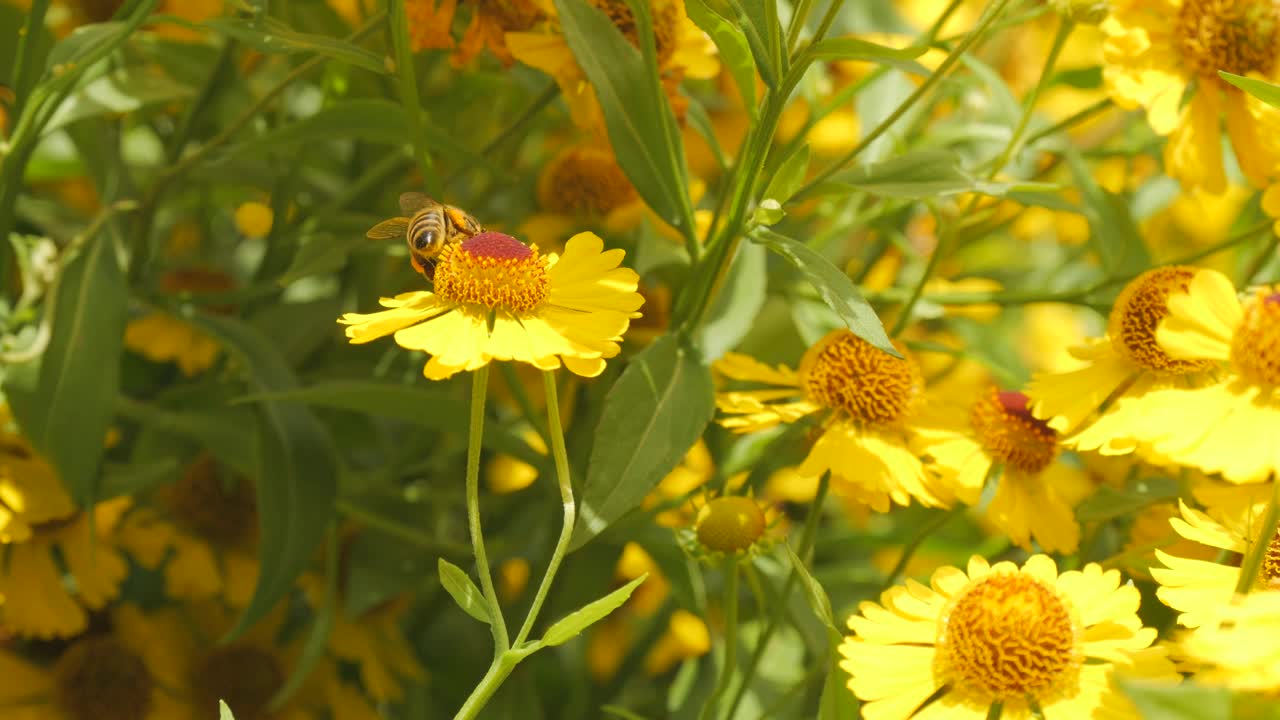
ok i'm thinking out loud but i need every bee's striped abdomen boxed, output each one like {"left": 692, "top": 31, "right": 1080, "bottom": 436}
{"left": 408, "top": 210, "right": 446, "bottom": 253}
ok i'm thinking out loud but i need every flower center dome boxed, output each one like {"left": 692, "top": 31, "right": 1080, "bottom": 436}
{"left": 970, "top": 389, "right": 1059, "bottom": 475}
{"left": 1230, "top": 291, "right": 1280, "bottom": 387}
{"left": 694, "top": 496, "right": 766, "bottom": 554}
{"left": 1259, "top": 528, "right": 1280, "bottom": 587}
{"left": 1109, "top": 266, "right": 1217, "bottom": 374}
{"left": 588, "top": 0, "right": 680, "bottom": 64}
{"left": 161, "top": 454, "right": 255, "bottom": 546}
{"left": 433, "top": 232, "right": 551, "bottom": 313}
{"left": 54, "top": 637, "right": 154, "bottom": 720}
{"left": 800, "top": 330, "right": 920, "bottom": 425}
{"left": 539, "top": 147, "right": 639, "bottom": 216}
{"left": 940, "top": 573, "right": 1079, "bottom": 700}
{"left": 1176, "top": 0, "right": 1280, "bottom": 79}
{"left": 193, "top": 645, "right": 285, "bottom": 719}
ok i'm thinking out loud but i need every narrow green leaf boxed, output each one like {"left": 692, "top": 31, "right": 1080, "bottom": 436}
{"left": 220, "top": 700, "right": 237, "bottom": 720}
{"left": 1076, "top": 477, "right": 1178, "bottom": 522}
{"left": 438, "top": 558, "right": 492, "bottom": 624}
{"left": 685, "top": 0, "right": 756, "bottom": 116}
{"left": 818, "top": 663, "right": 860, "bottom": 720}
{"left": 269, "top": 531, "right": 338, "bottom": 711}
{"left": 820, "top": 149, "right": 972, "bottom": 199}
{"left": 1118, "top": 681, "right": 1232, "bottom": 720}
{"left": 763, "top": 145, "right": 811, "bottom": 206}
{"left": 44, "top": 66, "right": 193, "bottom": 133}
{"left": 117, "top": 400, "right": 259, "bottom": 477}
{"left": 555, "top": 0, "right": 695, "bottom": 236}
{"left": 100, "top": 457, "right": 181, "bottom": 499}
{"left": 807, "top": 36, "right": 929, "bottom": 73}
{"left": 726, "top": 0, "right": 778, "bottom": 88}
{"left": 697, "top": 240, "right": 767, "bottom": 359}
{"left": 1220, "top": 72, "right": 1280, "bottom": 109}
{"left": 784, "top": 544, "right": 839, "bottom": 637}
{"left": 1065, "top": 150, "right": 1151, "bottom": 276}
{"left": 206, "top": 16, "right": 388, "bottom": 75}
{"left": 184, "top": 314, "right": 338, "bottom": 637}
{"left": 539, "top": 574, "right": 647, "bottom": 647}
{"left": 749, "top": 228, "right": 898, "bottom": 358}
{"left": 45, "top": 21, "right": 127, "bottom": 71}
{"left": 573, "top": 334, "right": 715, "bottom": 549}
{"left": 5, "top": 234, "right": 127, "bottom": 508}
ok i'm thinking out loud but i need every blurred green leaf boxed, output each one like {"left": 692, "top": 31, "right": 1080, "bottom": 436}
{"left": 1119, "top": 681, "right": 1232, "bottom": 720}
{"left": 117, "top": 399, "right": 259, "bottom": 477}
{"left": 819, "top": 149, "right": 971, "bottom": 198}
{"left": 1066, "top": 150, "right": 1151, "bottom": 277}
{"left": 438, "top": 558, "right": 492, "bottom": 624}
{"left": 572, "top": 334, "right": 715, "bottom": 550}
{"left": 1220, "top": 72, "right": 1280, "bottom": 109}
{"left": 808, "top": 36, "right": 929, "bottom": 73}
{"left": 685, "top": 0, "right": 757, "bottom": 116}
{"left": 44, "top": 66, "right": 193, "bottom": 133}
{"left": 45, "top": 21, "right": 128, "bottom": 71}
{"left": 784, "top": 544, "right": 840, "bottom": 639}
{"left": 1076, "top": 477, "right": 1178, "bottom": 522}
{"left": 206, "top": 16, "right": 388, "bottom": 75}
{"left": 818, "top": 663, "right": 859, "bottom": 720}
{"left": 763, "top": 145, "right": 811, "bottom": 207}
{"left": 539, "top": 574, "right": 647, "bottom": 647}
{"left": 749, "top": 228, "right": 898, "bottom": 358}
{"left": 556, "top": 0, "right": 696, "bottom": 238}
{"left": 728, "top": 0, "right": 780, "bottom": 88}
{"left": 186, "top": 314, "right": 338, "bottom": 638}
{"left": 100, "top": 457, "right": 181, "bottom": 499}
{"left": 220, "top": 700, "right": 236, "bottom": 720}
{"left": 698, "top": 240, "right": 767, "bottom": 359}
{"left": 5, "top": 234, "right": 127, "bottom": 508}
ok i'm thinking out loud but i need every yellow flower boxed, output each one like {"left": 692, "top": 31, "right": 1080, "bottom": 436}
{"left": 452, "top": 0, "right": 547, "bottom": 66}
{"left": 1179, "top": 590, "right": 1280, "bottom": 691}
{"left": 840, "top": 554, "right": 1178, "bottom": 719}
{"left": 339, "top": 231, "right": 643, "bottom": 380}
{"left": 1119, "top": 501, "right": 1221, "bottom": 579}
{"left": 714, "top": 330, "right": 951, "bottom": 512}
{"left": 0, "top": 412, "right": 128, "bottom": 638}
{"left": 234, "top": 201, "right": 274, "bottom": 239}
{"left": 486, "top": 428, "right": 548, "bottom": 494}
{"left": 914, "top": 388, "right": 1094, "bottom": 553}
{"left": 1101, "top": 0, "right": 1280, "bottom": 192}
{"left": 1026, "top": 266, "right": 1218, "bottom": 455}
{"left": 124, "top": 268, "right": 234, "bottom": 376}
{"left": 506, "top": 0, "right": 718, "bottom": 132}
{"left": 406, "top": 0, "right": 460, "bottom": 51}
{"left": 1015, "top": 303, "right": 1099, "bottom": 374}
{"left": 1098, "top": 268, "right": 1280, "bottom": 482}
{"left": 116, "top": 454, "right": 260, "bottom": 607}
{"left": 686, "top": 492, "right": 779, "bottom": 559}
{"left": 1150, "top": 495, "right": 1277, "bottom": 628}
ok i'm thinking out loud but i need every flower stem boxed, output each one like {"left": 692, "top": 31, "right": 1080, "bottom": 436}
{"left": 879, "top": 507, "right": 960, "bottom": 593}
{"left": 513, "top": 370, "right": 578, "bottom": 647}
{"left": 1234, "top": 473, "right": 1280, "bottom": 594}
{"left": 386, "top": 0, "right": 439, "bottom": 197}
{"left": 453, "top": 651, "right": 521, "bottom": 720}
{"left": 699, "top": 560, "right": 741, "bottom": 720}
{"left": 467, "top": 365, "right": 509, "bottom": 651}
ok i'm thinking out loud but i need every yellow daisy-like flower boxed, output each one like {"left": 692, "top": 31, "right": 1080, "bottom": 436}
{"left": 0, "top": 413, "right": 129, "bottom": 639}
{"left": 1150, "top": 496, "right": 1277, "bottom": 628}
{"left": 1026, "top": 266, "right": 1217, "bottom": 454}
{"left": 714, "top": 330, "right": 949, "bottom": 512}
{"left": 913, "top": 388, "right": 1094, "bottom": 554}
{"left": 840, "top": 554, "right": 1178, "bottom": 720}
{"left": 116, "top": 454, "right": 260, "bottom": 607}
{"left": 1101, "top": 0, "right": 1280, "bottom": 192}
{"left": 1099, "top": 268, "right": 1280, "bottom": 482}
{"left": 506, "top": 0, "right": 718, "bottom": 132}
{"left": 1179, "top": 590, "right": 1280, "bottom": 691}
{"left": 338, "top": 231, "right": 643, "bottom": 380}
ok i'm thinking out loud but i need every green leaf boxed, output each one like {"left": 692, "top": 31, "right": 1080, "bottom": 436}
{"left": 44, "top": 66, "right": 193, "bottom": 133}
{"left": 1220, "top": 72, "right": 1280, "bottom": 109}
{"left": 698, "top": 240, "right": 767, "bottom": 358}
{"left": 184, "top": 314, "right": 338, "bottom": 637}
{"left": 117, "top": 400, "right": 259, "bottom": 477}
{"left": 807, "top": 36, "right": 929, "bottom": 73}
{"left": 762, "top": 145, "right": 811, "bottom": 207}
{"left": 45, "top": 21, "right": 128, "bottom": 72}
{"left": 727, "top": 0, "right": 780, "bottom": 88}
{"left": 220, "top": 700, "right": 237, "bottom": 720}
{"left": 100, "top": 457, "right": 181, "bottom": 499}
{"left": 226, "top": 99, "right": 408, "bottom": 152}
{"left": 1118, "top": 681, "right": 1232, "bottom": 720}
{"left": 572, "top": 334, "right": 715, "bottom": 550}
{"left": 206, "top": 16, "right": 389, "bottom": 75}
{"left": 748, "top": 228, "right": 898, "bottom": 358}
{"left": 555, "top": 0, "right": 696, "bottom": 238}
{"left": 819, "top": 149, "right": 973, "bottom": 199}
{"left": 438, "top": 558, "right": 492, "bottom": 624}
{"left": 1076, "top": 477, "right": 1178, "bottom": 522}
{"left": 783, "top": 544, "right": 839, "bottom": 638}
{"left": 5, "top": 234, "right": 127, "bottom": 508}
{"left": 539, "top": 574, "right": 647, "bottom": 647}
{"left": 1066, "top": 150, "right": 1151, "bottom": 276}
{"left": 237, "top": 380, "right": 545, "bottom": 468}
{"left": 685, "top": 0, "right": 757, "bottom": 116}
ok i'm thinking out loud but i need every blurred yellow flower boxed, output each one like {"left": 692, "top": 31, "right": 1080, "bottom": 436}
{"left": 124, "top": 268, "right": 234, "bottom": 376}
{"left": 406, "top": 0, "right": 459, "bottom": 51}
{"left": 1180, "top": 590, "right": 1280, "bottom": 691}
{"left": 453, "top": 0, "right": 547, "bottom": 66}
{"left": 234, "top": 201, "right": 274, "bottom": 239}
{"left": 339, "top": 231, "right": 643, "bottom": 379}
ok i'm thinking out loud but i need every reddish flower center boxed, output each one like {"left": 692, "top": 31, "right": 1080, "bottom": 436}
{"left": 433, "top": 232, "right": 551, "bottom": 313}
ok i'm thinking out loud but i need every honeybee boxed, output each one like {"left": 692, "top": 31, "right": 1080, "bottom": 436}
{"left": 366, "top": 192, "right": 484, "bottom": 278}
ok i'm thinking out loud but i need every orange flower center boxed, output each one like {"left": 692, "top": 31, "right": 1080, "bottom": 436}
{"left": 588, "top": 0, "right": 680, "bottom": 65}
{"left": 694, "top": 496, "right": 766, "bottom": 554}
{"left": 1259, "top": 528, "right": 1280, "bottom": 587}
{"left": 1230, "top": 291, "right": 1280, "bottom": 387}
{"left": 55, "top": 637, "right": 154, "bottom": 720}
{"left": 539, "top": 147, "right": 639, "bottom": 216}
{"left": 1108, "top": 266, "right": 1216, "bottom": 374}
{"left": 193, "top": 645, "right": 285, "bottom": 719}
{"left": 970, "top": 389, "right": 1059, "bottom": 475}
{"left": 433, "top": 232, "right": 551, "bottom": 313}
{"left": 1176, "top": 0, "right": 1280, "bottom": 79}
{"left": 161, "top": 454, "right": 256, "bottom": 546}
{"left": 800, "top": 331, "right": 921, "bottom": 425}
{"left": 939, "top": 573, "right": 1079, "bottom": 700}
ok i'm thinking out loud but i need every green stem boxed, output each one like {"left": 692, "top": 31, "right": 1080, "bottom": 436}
{"left": 1019, "top": 97, "right": 1112, "bottom": 149}
{"left": 878, "top": 507, "right": 960, "bottom": 593}
{"left": 386, "top": 0, "right": 438, "bottom": 196}
{"left": 8, "top": 0, "right": 50, "bottom": 122}
{"left": 467, "top": 365, "right": 509, "bottom": 651}
{"left": 982, "top": 18, "right": 1073, "bottom": 176}
{"left": 512, "top": 370, "right": 578, "bottom": 647}
{"left": 699, "top": 560, "right": 741, "bottom": 720}
{"left": 1240, "top": 230, "right": 1279, "bottom": 285}
{"left": 1234, "top": 474, "right": 1280, "bottom": 594}
{"left": 453, "top": 650, "right": 524, "bottom": 720}
{"left": 785, "top": 0, "right": 817, "bottom": 55}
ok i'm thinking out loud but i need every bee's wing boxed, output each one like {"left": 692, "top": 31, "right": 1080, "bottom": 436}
{"left": 399, "top": 192, "right": 435, "bottom": 215}
{"left": 366, "top": 217, "right": 410, "bottom": 239}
